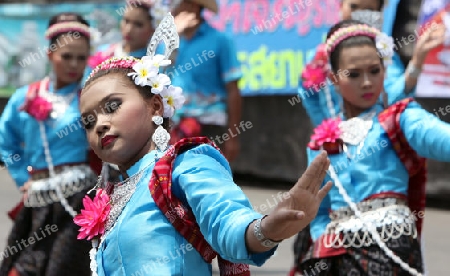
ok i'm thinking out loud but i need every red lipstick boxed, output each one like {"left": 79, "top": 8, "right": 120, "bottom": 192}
{"left": 101, "top": 135, "right": 117, "bottom": 148}
{"left": 362, "top": 93, "right": 375, "bottom": 100}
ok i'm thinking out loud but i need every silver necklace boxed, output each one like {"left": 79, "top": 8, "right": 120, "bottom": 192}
{"left": 101, "top": 150, "right": 165, "bottom": 242}
{"left": 104, "top": 162, "right": 152, "bottom": 234}
{"left": 39, "top": 78, "right": 79, "bottom": 119}
{"left": 47, "top": 92, "right": 78, "bottom": 119}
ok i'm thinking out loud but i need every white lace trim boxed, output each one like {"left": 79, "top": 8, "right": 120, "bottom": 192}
{"left": 324, "top": 204, "right": 417, "bottom": 248}
{"left": 25, "top": 164, "right": 96, "bottom": 208}
{"left": 327, "top": 165, "right": 424, "bottom": 276}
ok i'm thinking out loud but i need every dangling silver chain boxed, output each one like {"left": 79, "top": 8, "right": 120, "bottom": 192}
{"left": 38, "top": 121, "right": 77, "bottom": 217}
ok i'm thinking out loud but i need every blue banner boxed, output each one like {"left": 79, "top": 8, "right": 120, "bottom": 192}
{"left": 0, "top": 0, "right": 399, "bottom": 96}
{"left": 204, "top": 0, "right": 340, "bottom": 95}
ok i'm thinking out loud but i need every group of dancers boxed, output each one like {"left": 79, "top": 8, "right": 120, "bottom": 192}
{"left": 0, "top": 0, "right": 448, "bottom": 275}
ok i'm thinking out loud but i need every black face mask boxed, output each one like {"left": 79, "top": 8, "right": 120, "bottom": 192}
{"left": 351, "top": 10, "right": 383, "bottom": 31}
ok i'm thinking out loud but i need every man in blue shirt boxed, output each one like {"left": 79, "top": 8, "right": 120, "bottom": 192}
{"left": 170, "top": 0, "right": 243, "bottom": 162}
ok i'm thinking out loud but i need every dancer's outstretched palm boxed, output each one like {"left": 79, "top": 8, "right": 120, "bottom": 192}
{"left": 260, "top": 151, "right": 332, "bottom": 241}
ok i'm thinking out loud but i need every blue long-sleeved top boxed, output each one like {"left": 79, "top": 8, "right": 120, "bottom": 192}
{"left": 308, "top": 101, "right": 450, "bottom": 241}
{"left": 0, "top": 81, "right": 89, "bottom": 187}
{"left": 96, "top": 145, "right": 276, "bottom": 275}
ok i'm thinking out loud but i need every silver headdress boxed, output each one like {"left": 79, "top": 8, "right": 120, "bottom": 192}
{"left": 147, "top": 12, "right": 180, "bottom": 59}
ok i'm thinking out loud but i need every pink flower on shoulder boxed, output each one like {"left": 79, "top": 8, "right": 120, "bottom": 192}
{"left": 25, "top": 96, "right": 52, "bottom": 121}
{"left": 301, "top": 44, "right": 329, "bottom": 91}
{"left": 309, "top": 118, "right": 342, "bottom": 149}
{"left": 73, "top": 189, "right": 111, "bottom": 240}
{"left": 301, "top": 63, "right": 328, "bottom": 91}
{"left": 88, "top": 51, "right": 113, "bottom": 68}
{"left": 315, "top": 43, "right": 328, "bottom": 62}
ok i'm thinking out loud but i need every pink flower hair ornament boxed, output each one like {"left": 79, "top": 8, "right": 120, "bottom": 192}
{"left": 87, "top": 56, "right": 140, "bottom": 81}
{"left": 325, "top": 24, "right": 378, "bottom": 54}
{"left": 45, "top": 21, "right": 92, "bottom": 39}
{"left": 325, "top": 24, "right": 394, "bottom": 66}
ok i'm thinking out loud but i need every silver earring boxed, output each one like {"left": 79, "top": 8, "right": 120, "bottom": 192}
{"left": 152, "top": 115, "right": 170, "bottom": 152}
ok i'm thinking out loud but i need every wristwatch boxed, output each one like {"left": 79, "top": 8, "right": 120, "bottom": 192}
{"left": 253, "top": 216, "right": 282, "bottom": 248}
{"left": 406, "top": 61, "right": 422, "bottom": 79}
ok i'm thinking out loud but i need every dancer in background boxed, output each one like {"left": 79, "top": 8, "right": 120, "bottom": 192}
{"left": 0, "top": 13, "right": 96, "bottom": 276}
{"left": 299, "top": 20, "right": 450, "bottom": 275}
{"left": 290, "top": 1, "right": 446, "bottom": 273}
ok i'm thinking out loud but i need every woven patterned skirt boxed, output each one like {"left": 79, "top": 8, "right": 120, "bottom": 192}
{"left": 0, "top": 186, "right": 94, "bottom": 276}
{"left": 298, "top": 233, "right": 423, "bottom": 276}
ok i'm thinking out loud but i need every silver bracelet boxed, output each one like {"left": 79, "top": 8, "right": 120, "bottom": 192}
{"left": 253, "top": 216, "right": 282, "bottom": 248}
{"left": 406, "top": 61, "right": 422, "bottom": 79}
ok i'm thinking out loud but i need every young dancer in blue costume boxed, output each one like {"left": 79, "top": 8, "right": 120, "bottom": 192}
{"left": 291, "top": 3, "right": 446, "bottom": 272}
{"left": 0, "top": 13, "right": 97, "bottom": 276}
{"left": 298, "top": 21, "right": 450, "bottom": 275}
{"left": 76, "top": 14, "right": 333, "bottom": 276}
{"left": 299, "top": 0, "right": 445, "bottom": 127}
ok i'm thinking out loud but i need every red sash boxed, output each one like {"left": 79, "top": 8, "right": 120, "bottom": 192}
{"left": 378, "top": 98, "right": 427, "bottom": 236}
{"left": 149, "top": 137, "right": 251, "bottom": 276}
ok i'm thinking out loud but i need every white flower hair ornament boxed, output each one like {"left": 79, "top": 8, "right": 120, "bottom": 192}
{"left": 86, "top": 13, "right": 185, "bottom": 119}
{"left": 126, "top": 13, "right": 185, "bottom": 118}
{"left": 375, "top": 33, "right": 395, "bottom": 66}
{"left": 325, "top": 24, "right": 395, "bottom": 67}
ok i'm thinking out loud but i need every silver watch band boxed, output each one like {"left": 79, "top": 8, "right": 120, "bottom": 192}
{"left": 253, "top": 216, "right": 282, "bottom": 248}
